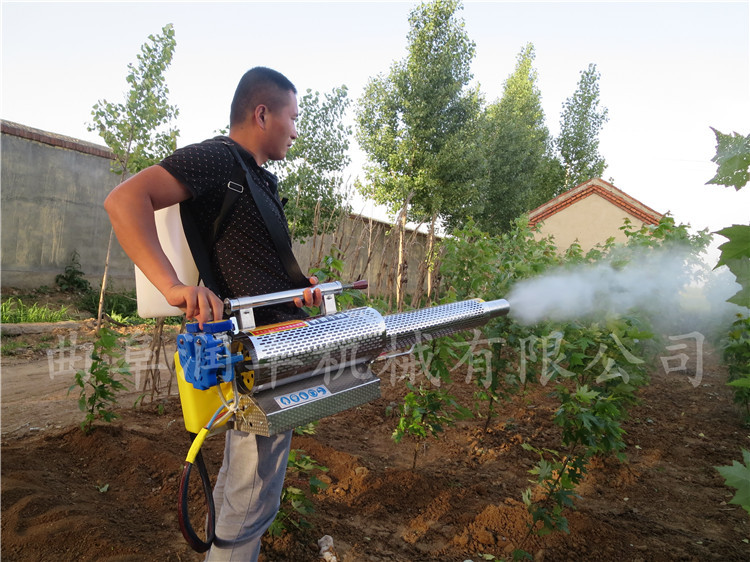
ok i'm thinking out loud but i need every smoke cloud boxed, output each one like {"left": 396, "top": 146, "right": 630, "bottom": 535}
{"left": 507, "top": 246, "right": 743, "bottom": 335}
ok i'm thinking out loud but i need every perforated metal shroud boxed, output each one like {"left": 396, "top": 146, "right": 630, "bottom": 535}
{"left": 383, "top": 299, "right": 498, "bottom": 351}
{"left": 238, "top": 307, "right": 387, "bottom": 390}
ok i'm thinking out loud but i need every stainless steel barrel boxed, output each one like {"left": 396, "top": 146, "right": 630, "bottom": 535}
{"left": 382, "top": 298, "right": 510, "bottom": 352}
{"left": 233, "top": 299, "right": 509, "bottom": 393}
{"left": 237, "top": 306, "right": 387, "bottom": 391}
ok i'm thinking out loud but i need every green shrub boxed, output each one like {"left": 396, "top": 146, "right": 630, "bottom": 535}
{"left": 55, "top": 250, "right": 92, "bottom": 293}
{"left": 391, "top": 383, "right": 472, "bottom": 470}
{"left": 269, "top": 449, "right": 328, "bottom": 536}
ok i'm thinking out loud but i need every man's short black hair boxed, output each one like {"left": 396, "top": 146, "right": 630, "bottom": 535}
{"left": 230, "top": 67, "right": 297, "bottom": 127}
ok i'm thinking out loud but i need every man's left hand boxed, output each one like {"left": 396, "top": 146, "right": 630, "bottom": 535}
{"left": 293, "top": 276, "right": 323, "bottom": 308}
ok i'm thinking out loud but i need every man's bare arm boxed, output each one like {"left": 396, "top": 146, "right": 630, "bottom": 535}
{"left": 104, "top": 166, "right": 224, "bottom": 326}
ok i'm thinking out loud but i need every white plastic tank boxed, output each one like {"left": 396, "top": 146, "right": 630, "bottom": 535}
{"left": 135, "top": 204, "right": 199, "bottom": 318}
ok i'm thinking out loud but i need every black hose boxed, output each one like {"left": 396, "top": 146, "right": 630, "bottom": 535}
{"left": 178, "top": 437, "right": 216, "bottom": 552}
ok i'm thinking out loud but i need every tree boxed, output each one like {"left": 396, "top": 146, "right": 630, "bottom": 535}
{"left": 557, "top": 63, "right": 609, "bottom": 190}
{"left": 88, "top": 23, "right": 179, "bottom": 329}
{"left": 473, "top": 43, "right": 563, "bottom": 235}
{"left": 268, "top": 86, "right": 352, "bottom": 243}
{"left": 356, "top": 0, "right": 483, "bottom": 307}
{"left": 89, "top": 24, "right": 179, "bottom": 178}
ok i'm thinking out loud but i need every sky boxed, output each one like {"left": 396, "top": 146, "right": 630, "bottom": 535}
{"left": 2, "top": 0, "right": 749, "bottom": 264}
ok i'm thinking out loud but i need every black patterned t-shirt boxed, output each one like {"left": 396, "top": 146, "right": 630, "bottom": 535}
{"left": 159, "top": 136, "right": 306, "bottom": 325}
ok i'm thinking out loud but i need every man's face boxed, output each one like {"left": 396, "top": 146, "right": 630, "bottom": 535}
{"left": 263, "top": 91, "right": 298, "bottom": 162}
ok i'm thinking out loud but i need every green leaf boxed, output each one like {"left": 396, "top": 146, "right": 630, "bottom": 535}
{"left": 728, "top": 377, "right": 750, "bottom": 389}
{"left": 569, "top": 352, "right": 586, "bottom": 367}
{"left": 716, "top": 450, "right": 750, "bottom": 514}
{"left": 713, "top": 225, "right": 750, "bottom": 308}
{"left": 521, "top": 487, "right": 532, "bottom": 506}
{"left": 574, "top": 385, "right": 599, "bottom": 402}
{"left": 728, "top": 285, "right": 750, "bottom": 309}
{"left": 309, "top": 476, "right": 328, "bottom": 494}
{"left": 715, "top": 225, "right": 750, "bottom": 267}
{"left": 512, "top": 548, "right": 533, "bottom": 560}
{"left": 267, "top": 518, "right": 284, "bottom": 537}
{"left": 724, "top": 258, "right": 750, "bottom": 309}
{"left": 707, "top": 128, "right": 750, "bottom": 190}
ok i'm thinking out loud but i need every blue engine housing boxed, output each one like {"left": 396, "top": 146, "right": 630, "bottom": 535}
{"left": 177, "top": 320, "right": 244, "bottom": 390}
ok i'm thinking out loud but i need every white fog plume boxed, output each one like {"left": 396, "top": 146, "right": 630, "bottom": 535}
{"left": 507, "top": 247, "right": 742, "bottom": 333}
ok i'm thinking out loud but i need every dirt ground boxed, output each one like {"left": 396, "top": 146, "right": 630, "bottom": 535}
{"left": 2, "top": 311, "right": 749, "bottom": 561}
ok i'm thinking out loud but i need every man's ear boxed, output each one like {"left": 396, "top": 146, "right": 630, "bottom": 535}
{"left": 255, "top": 104, "right": 268, "bottom": 130}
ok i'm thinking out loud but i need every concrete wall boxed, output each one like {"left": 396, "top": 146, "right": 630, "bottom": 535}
{"left": 1, "top": 122, "right": 134, "bottom": 289}
{"left": 1, "top": 121, "right": 431, "bottom": 296}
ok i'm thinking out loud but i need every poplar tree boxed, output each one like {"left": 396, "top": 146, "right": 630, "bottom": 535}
{"left": 557, "top": 63, "right": 609, "bottom": 189}
{"left": 474, "top": 43, "right": 562, "bottom": 234}
{"left": 356, "top": 0, "right": 482, "bottom": 306}
{"left": 89, "top": 24, "right": 179, "bottom": 178}
{"left": 88, "top": 23, "right": 179, "bottom": 329}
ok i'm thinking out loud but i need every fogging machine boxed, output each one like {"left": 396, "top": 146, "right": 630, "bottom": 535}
{"left": 175, "top": 280, "right": 509, "bottom": 551}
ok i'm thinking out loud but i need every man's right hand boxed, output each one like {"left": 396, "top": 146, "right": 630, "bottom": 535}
{"left": 165, "top": 284, "right": 224, "bottom": 328}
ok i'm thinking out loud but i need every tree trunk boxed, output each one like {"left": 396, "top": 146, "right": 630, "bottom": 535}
{"left": 142, "top": 317, "right": 166, "bottom": 402}
{"left": 483, "top": 395, "right": 496, "bottom": 434}
{"left": 396, "top": 210, "right": 406, "bottom": 311}
{"left": 411, "top": 211, "right": 439, "bottom": 308}
{"left": 395, "top": 191, "right": 415, "bottom": 311}
{"left": 363, "top": 217, "right": 376, "bottom": 299}
{"left": 345, "top": 214, "right": 372, "bottom": 285}
{"left": 426, "top": 212, "right": 438, "bottom": 304}
{"left": 310, "top": 200, "right": 322, "bottom": 268}
{"left": 95, "top": 229, "right": 114, "bottom": 332}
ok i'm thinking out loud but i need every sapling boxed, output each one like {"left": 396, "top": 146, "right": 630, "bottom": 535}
{"left": 391, "top": 383, "right": 471, "bottom": 470}
{"left": 69, "top": 326, "right": 131, "bottom": 433}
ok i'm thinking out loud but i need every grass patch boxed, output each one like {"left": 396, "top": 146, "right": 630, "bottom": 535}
{"left": 78, "top": 289, "right": 182, "bottom": 326}
{"left": 77, "top": 289, "right": 139, "bottom": 318}
{"left": 1, "top": 298, "right": 71, "bottom": 323}
{"left": 1, "top": 338, "right": 28, "bottom": 356}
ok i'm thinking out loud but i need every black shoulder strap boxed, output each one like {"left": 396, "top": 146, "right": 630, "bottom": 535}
{"left": 222, "top": 141, "right": 309, "bottom": 288}
{"left": 178, "top": 153, "right": 244, "bottom": 297}
{"left": 179, "top": 201, "right": 220, "bottom": 295}
{"left": 211, "top": 168, "right": 245, "bottom": 243}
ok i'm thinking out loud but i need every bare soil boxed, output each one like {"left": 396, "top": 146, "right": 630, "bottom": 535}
{"left": 2, "top": 304, "right": 749, "bottom": 561}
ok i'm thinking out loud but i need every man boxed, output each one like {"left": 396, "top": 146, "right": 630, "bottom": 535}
{"left": 105, "top": 67, "right": 320, "bottom": 561}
